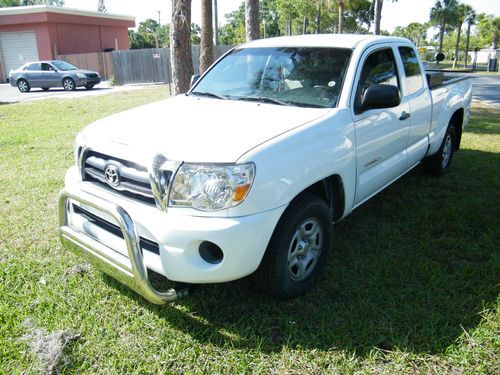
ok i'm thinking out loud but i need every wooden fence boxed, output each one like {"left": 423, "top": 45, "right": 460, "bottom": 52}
{"left": 112, "top": 45, "right": 233, "bottom": 85}
{"left": 56, "top": 52, "right": 113, "bottom": 79}
{"left": 56, "top": 45, "right": 233, "bottom": 85}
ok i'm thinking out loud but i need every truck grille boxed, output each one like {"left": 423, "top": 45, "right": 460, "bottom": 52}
{"left": 82, "top": 150, "right": 156, "bottom": 204}
{"left": 85, "top": 73, "right": 99, "bottom": 78}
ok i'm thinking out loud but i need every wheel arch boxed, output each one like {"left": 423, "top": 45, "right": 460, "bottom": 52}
{"left": 293, "top": 174, "right": 345, "bottom": 222}
{"left": 449, "top": 108, "right": 464, "bottom": 151}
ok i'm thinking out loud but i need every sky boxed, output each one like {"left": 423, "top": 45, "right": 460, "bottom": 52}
{"left": 64, "top": 0, "right": 500, "bottom": 32}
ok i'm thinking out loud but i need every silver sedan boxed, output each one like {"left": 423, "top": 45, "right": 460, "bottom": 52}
{"left": 8, "top": 60, "right": 101, "bottom": 92}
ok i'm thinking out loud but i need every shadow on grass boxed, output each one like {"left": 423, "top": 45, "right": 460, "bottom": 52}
{"left": 104, "top": 148, "right": 499, "bottom": 356}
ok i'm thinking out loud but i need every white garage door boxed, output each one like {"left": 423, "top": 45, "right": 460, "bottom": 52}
{"left": 0, "top": 31, "right": 39, "bottom": 78}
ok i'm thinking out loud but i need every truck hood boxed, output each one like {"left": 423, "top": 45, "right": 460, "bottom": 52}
{"left": 81, "top": 94, "right": 329, "bottom": 163}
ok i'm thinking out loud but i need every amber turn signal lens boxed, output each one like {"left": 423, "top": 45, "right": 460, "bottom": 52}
{"left": 233, "top": 184, "right": 251, "bottom": 202}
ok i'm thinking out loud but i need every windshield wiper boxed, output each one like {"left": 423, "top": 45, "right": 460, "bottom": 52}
{"left": 236, "top": 96, "right": 295, "bottom": 107}
{"left": 190, "top": 91, "right": 228, "bottom": 100}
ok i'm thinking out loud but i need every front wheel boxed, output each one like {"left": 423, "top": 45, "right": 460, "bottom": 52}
{"left": 84, "top": 83, "right": 94, "bottom": 90}
{"left": 253, "top": 194, "right": 332, "bottom": 299}
{"left": 62, "top": 78, "right": 76, "bottom": 91}
{"left": 17, "top": 79, "right": 30, "bottom": 93}
{"left": 423, "top": 125, "right": 456, "bottom": 176}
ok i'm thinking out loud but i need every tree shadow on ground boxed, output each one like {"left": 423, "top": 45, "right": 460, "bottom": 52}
{"left": 105, "top": 148, "right": 499, "bottom": 356}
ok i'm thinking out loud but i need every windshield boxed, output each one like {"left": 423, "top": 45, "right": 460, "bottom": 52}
{"left": 191, "top": 47, "right": 352, "bottom": 108}
{"left": 52, "top": 61, "right": 79, "bottom": 71}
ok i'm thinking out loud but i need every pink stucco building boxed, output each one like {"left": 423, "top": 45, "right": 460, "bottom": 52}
{"left": 0, "top": 5, "right": 135, "bottom": 81}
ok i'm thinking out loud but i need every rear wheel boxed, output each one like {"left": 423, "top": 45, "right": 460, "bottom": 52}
{"left": 424, "top": 125, "right": 456, "bottom": 176}
{"left": 62, "top": 78, "right": 76, "bottom": 91}
{"left": 17, "top": 79, "right": 30, "bottom": 93}
{"left": 253, "top": 194, "right": 332, "bottom": 299}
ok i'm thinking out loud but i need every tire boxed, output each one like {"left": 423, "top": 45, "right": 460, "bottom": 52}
{"left": 42, "top": 87, "right": 50, "bottom": 91}
{"left": 17, "top": 79, "right": 30, "bottom": 93}
{"left": 253, "top": 194, "right": 333, "bottom": 299}
{"left": 62, "top": 78, "right": 76, "bottom": 91}
{"left": 84, "top": 83, "right": 95, "bottom": 90}
{"left": 423, "top": 125, "right": 456, "bottom": 176}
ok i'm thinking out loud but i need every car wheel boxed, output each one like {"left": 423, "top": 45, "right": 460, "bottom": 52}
{"left": 17, "top": 79, "right": 30, "bottom": 93}
{"left": 42, "top": 87, "right": 50, "bottom": 91}
{"left": 62, "top": 78, "right": 76, "bottom": 91}
{"left": 84, "top": 84, "right": 95, "bottom": 89}
{"left": 424, "top": 125, "right": 456, "bottom": 176}
{"left": 253, "top": 194, "right": 332, "bottom": 299}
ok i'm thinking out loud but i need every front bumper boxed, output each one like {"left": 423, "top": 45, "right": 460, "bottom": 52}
{"left": 76, "top": 77, "right": 101, "bottom": 86}
{"left": 59, "top": 167, "right": 285, "bottom": 304}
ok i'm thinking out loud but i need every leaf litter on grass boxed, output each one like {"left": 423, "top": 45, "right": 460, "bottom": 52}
{"left": 22, "top": 319, "right": 80, "bottom": 374}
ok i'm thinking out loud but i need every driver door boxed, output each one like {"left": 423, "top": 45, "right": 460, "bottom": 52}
{"left": 352, "top": 46, "right": 410, "bottom": 205}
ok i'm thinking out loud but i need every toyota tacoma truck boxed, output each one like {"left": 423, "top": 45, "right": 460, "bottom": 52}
{"left": 58, "top": 35, "right": 472, "bottom": 304}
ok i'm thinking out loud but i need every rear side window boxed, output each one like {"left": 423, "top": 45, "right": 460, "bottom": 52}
{"left": 399, "top": 47, "right": 424, "bottom": 95}
{"left": 355, "top": 48, "right": 399, "bottom": 114}
{"left": 25, "top": 63, "right": 41, "bottom": 71}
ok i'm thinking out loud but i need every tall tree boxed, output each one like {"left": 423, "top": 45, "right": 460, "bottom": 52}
{"left": 97, "top": 0, "right": 106, "bottom": 13}
{"left": 373, "top": 0, "right": 383, "bottom": 35}
{"left": 338, "top": 0, "right": 345, "bottom": 33}
{"left": 200, "top": 0, "right": 214, "bottom": 74}
{"left": 463, "top": 5, "right": 476, "bottom": 67}
{"left": 453, "top": 3, "right": 467, "bottom": 68}
{"left": 430, "top": 0, "right": 458, "bottom": 53}
{"left": 392, "top": 22, "right": 428, "bottom": 46}
{"left": 245, "top": 0, "right": 260, "bottom": 41}
{"left": 170, "top": 0, "right": 194, "bottom": 94}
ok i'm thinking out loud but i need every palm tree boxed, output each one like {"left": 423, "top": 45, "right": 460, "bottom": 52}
{"left": 453, "top": 3, "right": 467, "bottom": 68}
{"left": 245, "top": 0, "right": 260, "bottom": 41}
{"left": 374, "top": 0, "right": 398, "bottom": 35}
{"left": 338, "top": 0, "right": 345, "bottom": 33}
{"left": 200, "top": 0, "right": 214, "bottom": 74}
{"left": 463, "top": 5, "right": 476, "bottom": 67}
{"left": 170, "top": 0, "right": 194, "bottom": 94}
{"left": 430, "top": 0, "right": 458, "bottom": 53}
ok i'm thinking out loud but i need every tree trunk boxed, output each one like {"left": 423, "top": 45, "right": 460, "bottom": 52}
{"left": 453, "top": 22, "right": 462, "bottom": 69}
{"left": 245, "top": 0, "right": 260, "bottom": 41}
{"left": 438, "top": 18, "right": 445, "bottom": 53}
{"left": 338, "top": 1, "right": 344, "bottom": 34}
{"left": 464, "top": 22, "right": 471, "bottom": 67}
{"left": 170, "top": 0, "right": 194, "bottom": 94}
{"left": 200, "top": 0, "right": 214, "bottom": 74}
{"left": 374, "top": 0, "right": 383, "bottom": 35}
{"left": 213, "top": 0, "right": 219, "bottom": 45}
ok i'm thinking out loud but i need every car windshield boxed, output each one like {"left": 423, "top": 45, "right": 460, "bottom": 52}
{"left": 191, "top": 47, "right": 352, "bottom": 108}
{"left": 52, "top": 61, "right": 79, "bottom": 71}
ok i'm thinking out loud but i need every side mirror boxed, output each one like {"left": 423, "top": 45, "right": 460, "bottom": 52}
{"left": 190, "top": 74, "right": 201, "bottom": 88}
{"left": 362, "top": 84, "right": 400, "bottom": 111}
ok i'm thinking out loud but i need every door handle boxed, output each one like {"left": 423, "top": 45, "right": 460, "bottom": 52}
{"left": 399, "top": 111, "right": 410, "bottom": 121}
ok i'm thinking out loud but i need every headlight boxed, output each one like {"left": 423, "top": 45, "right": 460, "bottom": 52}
{"left": 170, "top": 163, "right": 255, "bottom": 211}
{"left": 76, "top": 73, "right": 86, "bottom": 79}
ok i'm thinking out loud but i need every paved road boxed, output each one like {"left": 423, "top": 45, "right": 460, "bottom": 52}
{"left": 470, "top": 74, "right": 500, "bottom": 109}
{"left": 0, "top": 81, "right": 160, "bottom": 104}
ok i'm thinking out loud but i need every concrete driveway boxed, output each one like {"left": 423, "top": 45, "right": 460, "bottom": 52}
{"left": 0, "top": 80, "right": 152, "bottom": 104}
{"left": 470, "top": 74, "right": 500, "bottom": 109}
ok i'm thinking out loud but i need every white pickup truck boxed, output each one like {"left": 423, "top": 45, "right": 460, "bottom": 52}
{"left": 59, "top": 35, "right": 472, "bottom": 304}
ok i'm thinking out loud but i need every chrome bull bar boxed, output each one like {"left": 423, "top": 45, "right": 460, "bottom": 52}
{"left": 58, "top": 188, "right": 179, "bottom": 305}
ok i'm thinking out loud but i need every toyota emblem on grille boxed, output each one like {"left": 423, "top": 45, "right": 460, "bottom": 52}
{"left": 104, "top": 164, "right": 121, "bottom": 187}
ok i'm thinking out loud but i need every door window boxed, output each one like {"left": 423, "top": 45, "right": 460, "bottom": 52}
{"left": 25, "top": 63, "right": 41, "bottom": 71}
{"left": 398, "top": 47, "right": 424, "bottom": 95}
{"left": 355, "top": 48, "right": 400, "bottom": 114}
{"left": 41, "top": 63, "right": 55, "bottom": 71}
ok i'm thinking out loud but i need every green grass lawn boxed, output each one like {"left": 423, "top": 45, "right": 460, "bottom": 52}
{"left": 0, "top": 88, "right": 498, "bottom": 374}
